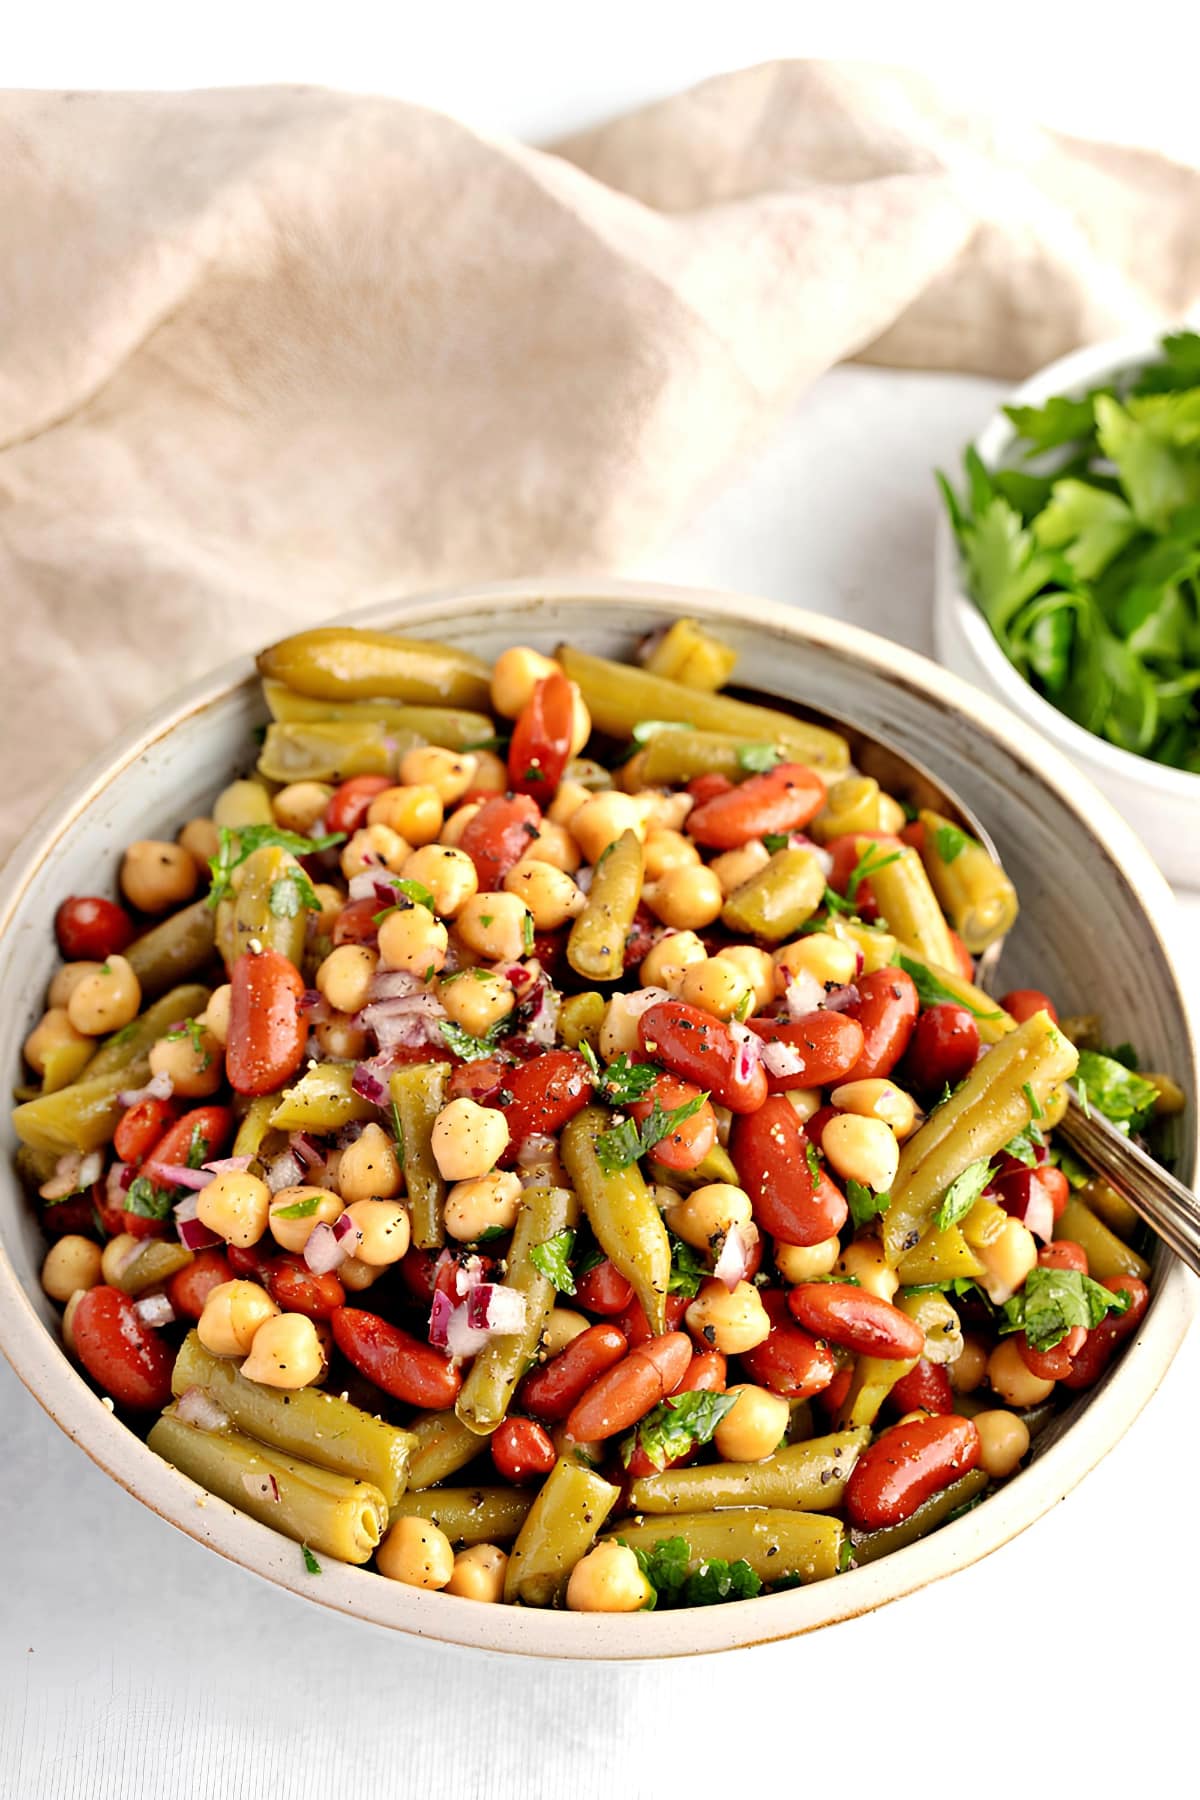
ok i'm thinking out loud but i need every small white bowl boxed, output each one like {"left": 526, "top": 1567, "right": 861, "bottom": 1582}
{"left": 934, "top": 335, "right": 1200, "bottom": 889}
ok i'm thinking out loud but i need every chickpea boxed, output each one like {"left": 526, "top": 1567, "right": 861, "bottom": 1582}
{"left": 377, "top": 904, "right": 449, "bottom": 977}
{"left": 240, "top": 1311, "right": 325, "bottom": 1388}
{"left": 455, "top": 892, "right": 531, "bottom": 963}
{"left": 212, "top": 778, "right": 273, "bottom": 828}
{"left": 523, "top": 819, "right": 581, "bottom": 875}
{"left": 148, "top": 1022, "right": 224, "bottom": 1098}
{"left": 677, "top": 956, "right": 752, "bottom": 1021}
{"left": 272, "top": 781, "right": 334, "bottom": 834}
{"left": 316, "top": 944, "right": 379, "bottom": 1015}
{"left": 830, "top": 1078, "right": 918, "bottom": 1139}
{"left": 314, "top": 1016, "right": 369, "bottom": 1060}
{"left": 547, "top": 779, "right": 592, "bottom": 828}
{"left": 714, "top": 946, "right": 775, "bottom": 1016}
{"left": 774, "top": 932, "right": 858, "bottom": 991}
{"left": 976, "top": 1217, "right": 1038, "bottom": 1306}
{"left": 775, "top": 1236, "right": 840, "bottom": 1282}
{"left": 835, "top": 1237, "right": 898, "bottom": 1301}
{"left": 639, "top": 930, "right": 706, "bottom": 994}
{"left": 439, "top": 969, "right": 515, "bottom": 1035}
{"left": 401, "top": 844, "right": 478, "bottom": 917}
{"left": 445, "top": 1542, "right": 508, "bottom": 1603}
{"left": 877, "top": 793, "right": 907, "bottom": 835}
{"left": 309, "top": 882, "right": 345, "bottom": 937}
{"left": 710, "top": 840, "right": 771, "bottom": 897}
{"left": 200, "top": 984, "right": 233, "bottom": 1047}
{"left": 178, "top": 817, "right": 220, "bottom": 875}
{"left": 23, "top": 1007, "right": 91, "bottom": 1077}
{"left": 198, "top": 1279, "right": 279, "bottom": 1357}
{"left": 368, "top": 784, "right": 444, "bottom": 847}
{"left": 490, "top": 646, "right": 560, "bottom": 718}
{"left": 974, "top": 1409, "right": 1031, "bottom": 1478}
{"left": 48, "top": 961, "right": 102, "bottom": 1008}
{"left": 343, "top": 1200, "right": 411, "bottom": 1267}
{"left": 268, "top": 1185, "right": 344, "bottom": 1254}
{"left": 782, "top": 1087, "right": 823, "bottom": 1123}
{"left": 469, "top": 751, "right": 509, "bottom": 795}
{"left": 665, "top": 1183, "right": 753, "bottom": 1253}
{"left": 431, "top": 1097, "right": 511, "bottom": 1181}
{"left": 714, "top": 1385, "right": 790, "bottom": 1463}
{"left": 950, "top": 1333, "right": 990, "bottom": 1394}
{"left": 394, "top": 746, "right": 475, "bottom": 806}
{"left": 566, "top": 1541, "right": 652, "bottom": 1613}
{"left": 643, "top": 829, "right": 700, "bottom": 882}
{"left": 100, "top": 1233, "right": 140, "bottom": 1287}
{"left": 503, "top": 859, "right": 585, "bottom": 931}
{"left": 821, "top": 1114, "right": 900, "bottom": 1195}
{"left": 66, "top": 955, "right": 142, "bottom": 1037}
{"left": 61, "top": 1288, "right": 86, "bottom": 1355}
{"left": 568, "top": 686, "right": 592, "bottom": 757}
{"left": 570, "top": 793, "right": 646, "bottom": 866}
{"left": 988, "top": 1338, "right": 1055, "bottom": 1408}
{"left": 338, "top": 1255, "right": 382, "bottom": 1292}
{"left": 634, "top": 789, "right": 692, "bottom": 833}
{"left": 439, "top": 801, "right": 482, "bottom": 848}
{"left": 337, "top": 1123, "right": 404, "bottom": 1202}
{"left": 377, "top": 1515, "right": 456, "bottom": 1589}
{"left": 686, "top": 1278, "right": 770, "bottom": 1355}
{"left": 444, "top": 1170, "right": 523, "bottom": 1241}
{"left": 542, "top": 1307, "right": 590, "bottom": 1358}
{"left": 598, "top": 990, "right": 659, "bottom": 1062}
{"left": 644, "top": 866, "right": 724, "bottom": 932}
{"left": 197, "top": 1170, "right": 272, "bottom": 1248}
{"left": 120, "top": 840, "right": 198, "bottom": 913}
{"left": 41, "top": 1235, "right": 103, "bottom": 1302}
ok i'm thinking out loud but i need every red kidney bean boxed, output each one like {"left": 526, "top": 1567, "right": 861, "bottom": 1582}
{"left": 739, "top": 1289, "right": 838, "bottom": 1399}
{"left": 640, "top": 1000, "right": 767, "bottom": 1114}
{"left": 1038, "top": 1240, "right": 1088, "bottom": 1275}
{"left": 787, "top": 1283, "right": 925, "bottom": 1360}
{"left": 687, "top": 763, "right": 827, "bottom": 851}
{"left": 1017, "top": 1325, "right": 1087, "bottom": 1382}
{"left": 623, "top": 1350, "right": 729, "bottom": 1478}
{"left": 143, "top": 1105, "right": 234, "bottom": 1184}
{"left": 72, "top": 1285, "right": 173, "bottom": 1411}
{"left": 731, "top": 1096, "right": 847, "bottom": 1245}
{"left": 121, "top": 1208, "right": 169, "bottom": 1242}
{"left": 841, "top": 968, "right": 920, "bottom": 1082}
{"left": 508, "top": 672, "right": 575, "bottom": 799}
{"left": 332, "top": 895, "right": 382, "bottom": 947}
{"left": 995, "top": 1164, "right": 1069, "bottom": 1236}
{"left": 888, "top": 1359, "right": 954, "bottom": 1417}
{"left": 518, "top": 1323, "right": 629, "bottom": 1421}
{"left": 1062, "top": 1276, "right": 1149, "bottom": 1390}
{"left": 531, "top": 930, "right": 567, "bottom": 979}
{"left": 113, "top": 1096, "right": 181, "bottom": 1165}
{"left": 825, "top": 832, "right": 901, "bottom": 922}
{"left": 803, "top": 1104, "right": 837, "bottom": 1150}
{"left": 749, "top": 1012, "right": 865, "bottom": 1091}
{"left": 263, "top": 1255, "right": 346, "bottom": 1320}
{"left": 815, "top": 1364, "right": 854, "bottom": 1421}
{"left": 324, "top": 775, "right": 393, "bottom": 838}
{"left": 331, "top": 1307, "right": 462, "bottom": 1407}
{"left": 42, "top": 1192, "right": 103, "bottom": 1239}
{"left": 491, "top": 1416, "right": 557, "bottom": 1484}
{"left": 55, "top": 895, "right": 135, "bottom": 961}
{"left": 687, "top": 773, "right": 734, "bottom": 805}
{"left": 226, "top": 948, "right": 307, "bottom": 1096}
{"left": 496, "top": 1049, "right": 593, "bottom": 1156}
{"left": 167, "top": 1248, "right": 234, "bottom": 1321}
{"left": 622, "top": 904, "right": 659, "bottom": 972}
{"left": 616, "top": 1291, "right": 689, "bottom": 1351}
{"left": 901, "top": 1000, "right": 979, "bottom": 1093}
{"left": 565, "top": 1332, "right": 693, "bottom": 1441}
{"left": 845, "top": 1414, "right": 981, "bottom": 1529}
{"left": 999, "top": 988, "right": 1059, "bottom": 1025}
{"left": 628, "top": 1074, "right": 716, "bottom": 1172}
{"left": 948, "top": 932, "right": 975, "bottom": 981}
{"left": 447, "top": 1057, "right": 510, "bottom": 1105}
{"left": 459, "top": 794, "right": 543, "bottom": 887}
{"left": 575, "top": 1259, "right": 634, "bottom": 1318}
{"left": 225, "top": 1242, "right": 273, "bottom": 1278}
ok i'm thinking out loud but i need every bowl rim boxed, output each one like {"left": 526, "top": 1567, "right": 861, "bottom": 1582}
{"left": 1, "top": 575, "right": 1195, "bottom": 1660}
{"left": 933, "top": 331, "right": 1200, "bottom": 799}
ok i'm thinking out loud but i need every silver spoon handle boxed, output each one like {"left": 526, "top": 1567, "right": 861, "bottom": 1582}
{"left": 1057, "top": 1091, "right": 1200, "bottom": 1281}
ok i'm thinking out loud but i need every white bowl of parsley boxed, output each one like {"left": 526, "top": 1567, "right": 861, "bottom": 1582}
{"left": 934, "top": 331, "right": 1200, "bottom": 888}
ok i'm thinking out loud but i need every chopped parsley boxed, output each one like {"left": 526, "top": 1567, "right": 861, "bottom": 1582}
{"left": 579, "top": 1043, "right": 659, "bottom": 1107}
{"left": 623, "top": 1535, "right": 763, "bottom": 1608}
{"left": 185, "top": 1122, "right": 210, "bottom": 1169}
{"left": 804, "top": 1139, "right": 822, "bottom": 1184}
{"left": 892, "top": 951, "right": 1002, "bottom": 1021}
{"left": 529, "top": 1229, "right": 576, "bottom": 1295}
{"left": 390, "top": 1097, "right": 406, "bottom": 1168}
{"left": 666, "top": 1236, "right": 708, "bottom": 1299}
{"left": 933, "top": 1158, "right": 994, "bottom": 1231}
{"left": 1022, "top": 1079, "right": 1044, "bottom": 1121}
{"left": 372, "top": 877, "right": 437, "bottom": 921}
{"left": 847, "top": 1178, "right": 890, "bottom": 1229}
{"left": 207, "top": 824, "right": 345, "bottom": 908}
{"left": 932, "top": 822, "right": 974, "bottom": 864}
{"left": 437, "top": 1018, "right": 508, "bottom": 1061}
{"left": 123, "top": 1176, "right": 175, "bottom": 1221}
{"left": 301, "top": 1544, "right": 322, "bottom": 1575}
{"left": 164, "top": 1018, "right": 212, "bottom": 1068}
{"left": 622, "top": 1389, "right": 739, "bottom": 1473}
{"left": 272, "top": 1194, "right": 322, "bottom": 1219}
{"left": 1073, "top": 1050, "right": 1158, "bottom": 1135}
{"left": 736, "top": 742, "right": 783, "bottom": 774}
{"left": 268, "top": 869, "right": 322, "bottom": 919}
{"left": 1000, "top": 1265, "right": 1130, "bottom": 1352}
{"left": 1000, "top": 1124, "right": 1044, "bottom": 1169}
{"left": 594, "top": 1091, "right": 709, "bottom": 1175}
{"left": 837, "top": 1538, "right": 855, "bottom": 1574}
{"left": 762, "top": 832, "right": 791, "bottom": 853}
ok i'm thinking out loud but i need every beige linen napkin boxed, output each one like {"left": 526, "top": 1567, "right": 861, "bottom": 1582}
{"left": 2, "top": 60, "right": 1199, "bottom": 855}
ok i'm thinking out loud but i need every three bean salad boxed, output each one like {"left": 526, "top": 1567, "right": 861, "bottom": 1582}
{"left": 14, "top": 619, "right": 1178, "bottom": 1612}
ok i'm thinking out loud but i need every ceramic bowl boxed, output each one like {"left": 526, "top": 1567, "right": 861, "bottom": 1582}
{"left": 933, "top": 334, "right": 1200, "bottom": 889}
{"left": 1, "top": 578, "right": 1195, "bottom": 1658}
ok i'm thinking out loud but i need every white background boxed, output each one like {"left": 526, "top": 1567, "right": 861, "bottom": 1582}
{"left": 4, "top": 7, "right": 1199, "bottom": 1797}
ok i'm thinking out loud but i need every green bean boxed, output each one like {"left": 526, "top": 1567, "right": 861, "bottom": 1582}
{"left": 269, "top": 1062, "right": 377, "bottom": 1134}
{"left": 1078, "top": 1175, "right": 1140, "bottom": 1243}
{"left": 389, "top": 1063, "right": 449, "bottom": 1250}
{"left": 720, "top": 848, "right": 825, "bottom": 941}
{"left": 232, "top": 1095, "right": 280, "bottom": 1163}
{"left": 836, "top": 1355, "right": 919, "bottom": 1428}
{"left": 504, "top": 1457, "right": 619, "bottom": 1605}
{"left": 257, "top": 627, "right": 491, "bottom": 709}
{"left": 407, "top": 1410, "right": 489, "bottom": 1489}
{"left": 558, "top": 991, "right": 606, "bottom": 1052}
{"left": 894, "top": 1223, "right": 985, "bottom": 1286}
{"left": 215, "top": 845, "right": 309, "bottom": 969}
{"left": 257, "top": 721, "right": 424, "bottom": 784}
{"left": 456, "top": 1185, "right": 571, "bottom": 1434}
{"left": 638, "top": 617, "right": 739, "bottom": 691}
{"left": 825, "top": 917, "right": 898, "bottom": 973}
{"left": 557, "top": 645, "right": 849, "bottom": 775}
{"left": 126, "top": 899, "right": 218, "bottom": 997}
{"left": 917, "top": 809, "right": 1019, "bottom": 954}
{"left": 626, "top": 1429, "right": 868, "bottom": 1514}
{"left": 388, "top": 1487, "right": 533, "bottom": 1546}
{"left": 648, "top": 1140, "right": 740, "bottom": 1193}
{"left": 849, "top": 1469, "right": 988, "bottom": 1565}
{"left": 172, "top": 1332, "right": 415, "bottom": 1508}
{"left": 605, "top": 1509, "right": 844, "bottom": 1585}
{"left": 111, "top": 1240, "right": 194, "bottom": 1295}
{"left": 638, "top": 729, "right": 793, "bottom": 789}
{"left": 261, "top": 680, "right": 495, "bottom": 748}
{"left": 892, "top": 943, "right": 1015, "bottom": 1046}
{"left": 1055, "top": 1197, "right": 1151, "bottom": 1282}
{"left": 895, "top": 1291, "right": 962, "bottom": 1362}
{"left": 567, "top": 828, "right": 644, "bottom": 982}
{"left": 1059, "top": 1013, "right": 1102, "bottom": 1051}
{"left": 883, "top": 1011, "right": 1079, "bottom": 1267}
{"left": 147, "top": 1410, "right": 387, "bottom": 1564}
{"left": 561, "top": 1107, "right": 670, "bottom": 1336}
{"left": 87, "top": 984, "right": 213, "bottom": 1077}
{"left": 36, "top": 1032, "right": 95, "bottom": 1094}
{"left": 812, "top": 775, "right": 890, "bottom": 842}
{"left": 860, "top": 840, "right": 956, "bottom": 970}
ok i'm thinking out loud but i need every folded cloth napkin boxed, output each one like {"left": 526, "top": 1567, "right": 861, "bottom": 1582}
{"left": 2, "top": 60, "right": 1198, "bottom": 856}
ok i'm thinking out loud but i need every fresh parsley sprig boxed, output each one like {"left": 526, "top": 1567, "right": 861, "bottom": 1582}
{"left": 579, "top": 1042, "right": 659, "bottom": 1107}
{"left": 594, "top": 1092, "right": 709, "bottom": 1175}
{"left": 207, "top": 824, "right": 345, "bottom": 909}
{"left": 999, "top": 1265, "right": 1130, "bottom": 1352}
{"left": 621, "top": 1389, "right": 739, "bottom": 1473}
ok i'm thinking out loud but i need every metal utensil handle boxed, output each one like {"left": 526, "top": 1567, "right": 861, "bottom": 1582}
{"left": 1059, "top": 1091, "right": 1200, "bottom": 1281}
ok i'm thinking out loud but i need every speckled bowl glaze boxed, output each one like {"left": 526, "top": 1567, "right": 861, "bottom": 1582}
{"left": 1, "top": 579, "right": 1195, "bottom": 1658}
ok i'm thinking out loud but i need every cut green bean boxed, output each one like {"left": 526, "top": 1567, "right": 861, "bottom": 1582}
{"left": 87, "top": 985, "right": 213, "bottom": 1078}
{"left": 1055, "top": 1197, "right": 1151, "bottom": 1282}
{"left": 258, "top": 627, "right": 491, "bottom": 709}
{"left": 215, "top": 845, "right": 309, "bottom": 969}
{"left": 389, "top": 1063, "right": 449, "bottom": 1250}
{"left": 836, "top": 1356, "right": 919, "bottom": 1428}
{"left": 125, "top": 900, "right": 218, "bottom": 998}
{"left": 860, "top": 840, "right": 956, "bottom": 971}
{"left": 257, "top": 721, "right": 424, "bottom": 784}
{"left": 269, "top": 1062, "right": 377, "bottom": 1134}
{"left": 626, "top": 1429, "right": 868, "bottom": 1514}
{"left": 721, "top": 847, "right": 825, "bottom": 941}
{"left": 504, "top": 1457, "right": 619, "bottom": 1605}
{"left": 261, "top": 680, "right": 494, "bottom": 748}
{"left": 561, "top": 1106, "right": 670, "bottom": 1336}
{"left": 456, "top": 1185, "right": 571, "bottom": 1434}
{"left": 639, "top": 618, "right": 738, "bottom": 691}
{"left": 407, "top": 1410, "right": 489, "bottom": 1490}
{"left": 388, "top": 1487, "right": 533, "bottom": 1546}
{"left": 639, "top": 729, "right": 792, "bottom": 788}
{"left": 567, "top": 828, "right": 644, "bottom": 982}
{"left": 605, "top": 1509, "right": 844, "bottom": 1585}
{"left": 849, "top": 1469, "right": 989, "bottom": 1564}
{"left": 917, "top": 809, "right": 1019, "bottom": 955}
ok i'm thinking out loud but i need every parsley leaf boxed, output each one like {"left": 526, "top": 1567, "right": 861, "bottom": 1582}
{"left": 437, "top": 1018, "right": 508, "bottom": 1061}
{"left": 893, "top": 952, "right": 1002, "bottom": 1021}
{"left": 666, "top": 1236, "right": 708, "bottom": 1299}
{"left": 521, "top": 909, "right": 535, "bottom": 954}
{"left": 529, "top": 1229, "right": 576, "bottom": 1295}
{"left": 625, "top": 1536, "right": 763, "bottom": 1608}
{"left": 123, "top": 1175, "right": 176, "bottom": 1221}
{"left": 804, "top": 1139, "right": 821, "bottom": 1184}
{"left": 185, "top": 1121, "right": 210, "bottom": 1169}
{"left": 579, "top": 1043, "right": 659, "bottom": 1107}
{"left": 372, "top": 877, "right": 437, "bottom": 920}
{"left": 207, "top": 824, "right": 345, "bottom": 909}
{"left": 762, "top": 832, "right": 791, "bottom": 853}
{"left": 837, "top": 1538, "right": 855, "bottom": 1574}
{"left": 932, "top": 822, "right": 973, "bottom": 864}
{"left": 1000, "top": 1265, "right": 1130, "bottom": 1351}
{"left": 164, "top": 1018, "right": 213, "bottom": 1069}
{"left": 1022, "top": 1079, "right": 1044, "bottom": 1121}
{"left": 390, "top": 1097, "right": 406, "bottom": 1168}
{"left": 934, "top": 1158, "right": 993, "bottom": 1231}
{"left": 736, "top": 742, "right": 782, "bottom": 774}
{"left": 1073, "top": 1050, "right": 1158, "bottom": 1134}
{"left": 631, "top": 719, "right": 690, "bottom": 745}
{"left": 301, "top": 1544, "right": 322, "bottom": 1575}
{"left": 594, "top": 1091, "right": 708, "bottom": 1175}
{"left": 846, "top": 1178, "right": 889, "bottom": 1228}
{"left": 272, "top": 1194, "right": 321, "bottom": 1219}
{"left": 623, "top": 1389, "right": 739, "bottom": 1472}
{"left": 1000, "top": 1125, "right": 1044, "bottom": 1169}
{"left": 268, "top": 869, "right": 322, "bottom": 919}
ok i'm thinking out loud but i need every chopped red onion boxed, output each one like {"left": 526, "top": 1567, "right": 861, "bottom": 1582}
{"left": 116, "top": 1069, "right": 175, "bottom": 1107}
{"left": 152, "top": 1162, "right": 210, "bottom": 1190}
{"left": 759, "top": 1039, "right": 808, "bottom": 1079}
{"left": 303, "top": 1221, "right": 352, "bottom": 1274}
{"left": 202, "top": 1156, "right": 254, "bottom": 1176}
{"left": 242, "top": 1470, "right": 281, "bottom": 1504}
{"left": 822, "top": 983, "right": 862, "bottom": 1014}
{"left": 999, "top": 1184, "right": 1055, "bottom": 1244}
{"left": 299, "top": 989, "right": 332, "bottom": 1023}
{"left": 351, "top": 1060, "right": 390, "bottom": 1106}
{"left": 74, "top": 1151, "right": 104, "bottom": 1190}
{"left": 367, "top": 967, "right": 427, "bottom": 1002}
{"left": 175, "top": 1386, "right": 230, "bottom": 1432}
{"left": 178, "top": 1215, "right": 222, "bottom": 1252}
{"left": 781, "top": 968, "right": 826, "bottom": 1018}
{"left": 134, "top": 1293, "right": 175, "bottom": 1328}
{"left": 174, "top": 1190, "right": 200, "bottom": 1223}
{"left": 713, "top": 1221, "right": 760, "bottom": 1292}
{"left": 728, "top": 1021, "right": 762, "bottom": 1085}
{"left": 332, "top": 1213, "right": 362, "bottom": 1247}
{"left": 465, "top": 1284, "right": 528, "bottom": 1335}
{"left": 359, "top": 994, "right": 447, "bottom": 1053}
{"left": 428, "top": 1291, "right": 492, "bottom": 1360}
{"left": 290, "top": 1132, "right": 324, "bottom": 1170}
{"left": 106, "top": 1162, "right": 132, "bottom": 1210}
{"left": 265, "top": 1148, "right": 305, "bottom": 1193}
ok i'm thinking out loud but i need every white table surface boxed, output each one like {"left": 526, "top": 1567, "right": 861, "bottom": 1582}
{"left": 5, "top": 15, "right": 1200, "bottom": 1796}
